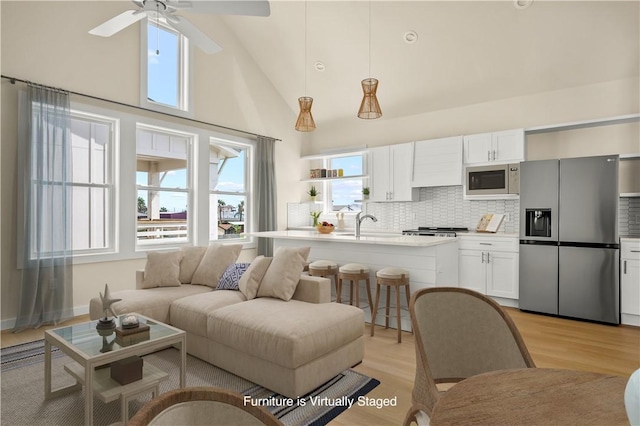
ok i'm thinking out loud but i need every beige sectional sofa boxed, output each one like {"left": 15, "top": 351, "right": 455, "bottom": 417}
{"left": 89, "top": 244, "right": 364, "bottom": 398}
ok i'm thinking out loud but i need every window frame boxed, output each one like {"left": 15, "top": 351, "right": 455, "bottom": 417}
{"left": 322, "top": 153, "right": 366, "bottom": 213}
{"left": 68, "top": 110, "right": 119, "bottom": 256}
{"left": 135, "top": 123, "right": 196, "bottom": 250}
{"left": 209, "top": 137, "right": 254, "bottom": 243}
{"left": 140, "top": 19, "right": 193, "bottom": 117}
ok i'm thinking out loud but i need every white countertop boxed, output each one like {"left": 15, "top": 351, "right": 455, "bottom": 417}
{"left": 250, "top": 230, "right": 457, "bottom": 247}
{"left": 457, "top": 231, "right": 519, "bottom": 238}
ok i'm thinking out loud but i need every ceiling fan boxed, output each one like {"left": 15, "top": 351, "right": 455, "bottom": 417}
{"left": 89, "top": 0, "right": 270, "bottom": 54}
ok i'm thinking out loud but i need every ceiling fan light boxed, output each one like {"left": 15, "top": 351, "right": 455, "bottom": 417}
{"left": 295, "top": 96, "right": 316, "bottom": 132}
{"left": 358, "top": 78, "right": 382, "bottom": 119}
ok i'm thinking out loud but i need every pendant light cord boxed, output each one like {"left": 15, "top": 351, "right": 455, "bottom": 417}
{"left": 304, "top": 1, "right": 308, "bottom": 96}
{"left": 368, "top": 0, "right": 372, "bottom": 78}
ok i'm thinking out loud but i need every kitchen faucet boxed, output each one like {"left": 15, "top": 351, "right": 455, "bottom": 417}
{"left": 355, "top": 211, "right": 378, "bottom": 238}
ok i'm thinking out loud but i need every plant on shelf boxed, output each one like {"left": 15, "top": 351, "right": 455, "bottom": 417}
{"left": 307, "top": 185, "right": 320, "bottom": 202}
{"left": 362, "top": 187, "right": 370, "bottom": 200}
{"left": 310, "top": 210, "right": 322, "bottom": 227}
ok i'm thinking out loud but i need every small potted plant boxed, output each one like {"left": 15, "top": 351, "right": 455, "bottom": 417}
{"left": 362, "top": 187, "right": 370, "bottom": 200}
{"left": 307, "top": 185, "right": 319, "bottom": 202}
{"left": 310, "top": 211, "right": 322, "bottom": 227}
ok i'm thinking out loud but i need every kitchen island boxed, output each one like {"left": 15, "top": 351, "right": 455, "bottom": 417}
{"left": 251, "top": 230, "right": 459, "bottom": 331}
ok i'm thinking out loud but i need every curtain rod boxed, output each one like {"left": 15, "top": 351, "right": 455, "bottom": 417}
{"left": 1, "top": 74, "right": 281, "bottom": 142}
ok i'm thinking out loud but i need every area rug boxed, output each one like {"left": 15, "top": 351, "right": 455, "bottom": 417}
{"left": 1, "top": 340, "right": 379, "bottom": 426}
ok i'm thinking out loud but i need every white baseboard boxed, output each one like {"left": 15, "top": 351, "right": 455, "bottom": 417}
{"left": 1, "top": 305, "right": 89, "bottom": 331}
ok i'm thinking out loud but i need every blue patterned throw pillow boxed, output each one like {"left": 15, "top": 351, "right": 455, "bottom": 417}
{"left": 217, "top": 263, "right": 251, "bottom": 290}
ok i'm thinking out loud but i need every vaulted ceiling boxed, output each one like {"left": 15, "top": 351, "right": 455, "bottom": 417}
{"left": 216, "top": 0, "right": 639, "bottom": 126}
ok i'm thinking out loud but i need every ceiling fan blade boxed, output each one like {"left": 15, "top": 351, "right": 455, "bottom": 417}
{"left": 180, "top": 0, "right": 270, "bottom": 17}
{"left": 168, "top": 16, "right": 222, "bottom": 54}
{"left": 89, "top": 10, "right": 147, "bottom": 37}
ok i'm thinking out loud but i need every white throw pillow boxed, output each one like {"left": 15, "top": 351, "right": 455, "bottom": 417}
{"left": 179, "top": 246, "right": 207, "bottom": 284}
{"left": 257, "top": 246, "right": 310, "bottom": 301}
{"left": 238, "top": 256, "right": 272, "bottom": 300}
{"left": 142, "top": 251, "right": 182, "bottom": 289}
{"left": 191, "top": 243, "right": 243, "bottom": 288}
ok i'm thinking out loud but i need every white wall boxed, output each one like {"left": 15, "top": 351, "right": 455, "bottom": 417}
{"left": 304, "top": 77, "right": 639, "bottom": 156}
{"left": 0, "top": 1, "right": 303, "bottom": 325}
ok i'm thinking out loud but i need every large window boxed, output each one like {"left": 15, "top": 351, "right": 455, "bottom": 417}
{"left": 70, "top": 112, "right": 117, "bottom": 253}
{"left": 326, "top": 154, "right": 364, "bottom": 212}
{"left": 209, "top": 139, "right": 252, "bottom": 241}
{"left": 136, "top": 125, "right": 193, "bottom": 246}
{"left": 142, "top": 22, "right": 189, "bottom": 112}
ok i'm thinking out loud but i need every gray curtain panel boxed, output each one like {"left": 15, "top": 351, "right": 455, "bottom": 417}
{"left": 255, "top": 136, "right": 277, "bottom": 256}
{"left": 14, "top": 84, "right": 74, "bottom": 330}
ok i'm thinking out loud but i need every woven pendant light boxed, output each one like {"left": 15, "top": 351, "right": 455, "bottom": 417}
{"left": 295, "top": 96, "right": 316, "bottom": 132}
{"left": 358, "top": 78, "right": 381, "bottom": 119}
{"left": 358, "top": 1, "right": 382, "bottom": 119}
{"left": 295, "top": 1, "right": 316, "bottom": 132}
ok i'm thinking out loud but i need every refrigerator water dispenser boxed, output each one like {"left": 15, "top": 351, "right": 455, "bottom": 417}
{"left": 525, "top": 209, "right": 551, "bottom": 237}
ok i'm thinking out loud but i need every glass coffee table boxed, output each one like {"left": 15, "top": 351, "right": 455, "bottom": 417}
{"left": 44, "top": 314, "right": 186, "bottom": 426}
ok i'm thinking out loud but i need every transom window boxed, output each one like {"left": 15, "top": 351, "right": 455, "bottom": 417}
{"left": 142, "top": 21, "right": 190, "bottom": 113}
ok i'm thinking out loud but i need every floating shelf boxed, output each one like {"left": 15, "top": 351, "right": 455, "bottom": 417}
{"left": 302, "top": 174, "right": 368, "bottom": 182}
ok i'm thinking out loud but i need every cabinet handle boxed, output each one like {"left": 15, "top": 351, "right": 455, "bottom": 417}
{"left": 487, "top": 151, "right": 491, "bottom": 161}
{"left": 631, "top": 250, "right": 640, "bottom": 253}
{"left": 487, "top": 252, "right": 491, "bottom": 263}
{"left": 480, "top": 243, "right": 492, "bottom": 245}
{"left": 481, "top": 252, "right": 485, "bottom": 263}
{"left": 624, "top": 260, "right": 627, "bottom": 274}
{"left": 493, "top": 150, "right": 496, "bottom": 161}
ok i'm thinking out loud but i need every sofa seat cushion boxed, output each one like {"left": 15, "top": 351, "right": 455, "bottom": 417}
{"left": 207, "top": 298, "right": 364, "bottom": 369}
{"left": 170, "top": 290, "right": 247, "bottom": 338}
{"left": 90, "top": 285, "right": 211, "bottom": 324}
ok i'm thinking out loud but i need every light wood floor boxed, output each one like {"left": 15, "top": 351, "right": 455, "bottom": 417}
{"left": 2, "top": 309, "right": 639, "bottom": 425}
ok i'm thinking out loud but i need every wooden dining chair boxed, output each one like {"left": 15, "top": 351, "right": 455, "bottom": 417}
{"left": 403, "top": 287, "right": 536, "bottom": 426}
{"left": 128, "top": 387, "right": 284, "bottom": 426}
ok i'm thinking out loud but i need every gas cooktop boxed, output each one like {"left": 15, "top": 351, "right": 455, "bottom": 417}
{"left": 402, "top": 227, "right": 469, "bottom": 237}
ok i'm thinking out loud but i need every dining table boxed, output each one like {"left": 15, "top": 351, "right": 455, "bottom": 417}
{"left": 430, "top": 368, "right": 630, "bottom": 426}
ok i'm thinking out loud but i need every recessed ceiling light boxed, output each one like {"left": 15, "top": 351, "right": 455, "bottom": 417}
{"left": 314, "top": 61, "right": 325, "bottom": 72}
{"left": 514, "top": 0, "right": 533, "bottom": 10}
{"left": 404, "top": 31, "right": 418, "bottom": 44}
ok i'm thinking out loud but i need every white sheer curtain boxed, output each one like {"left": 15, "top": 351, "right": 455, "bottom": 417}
{"left": 14, "top": 84, "right": 74, "bottom": 330}
{"left": 256, "top": 136, "right": 277, "bottom": 256}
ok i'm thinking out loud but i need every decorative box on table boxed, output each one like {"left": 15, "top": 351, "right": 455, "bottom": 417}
{"left": 110, "top": 355, "right": 143, "bottom": 385}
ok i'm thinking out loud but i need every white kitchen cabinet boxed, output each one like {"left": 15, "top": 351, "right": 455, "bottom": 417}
{"left": 369, "top": 143, "right": 418, "bottom": 202}
{"left": 463, "top": 129, "right": 525, "bottom": 165}
{"left": 412, "top": 136, "right": 463, "bottom": 187}
{"left": 458, "top": 235, "right": 519, "bottom": 300}
{"left": 621, "top": 239, "right": 640, "bottom": 326}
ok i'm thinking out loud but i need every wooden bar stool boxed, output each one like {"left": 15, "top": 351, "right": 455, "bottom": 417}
{"left": 308, "top": 260, "right": 339, "bottom": 299}
{"left": 370, "top": 267, "right": 411, "bottom": 343}
{"left": 337, "top": 263, "right": 373, "bottom": 308}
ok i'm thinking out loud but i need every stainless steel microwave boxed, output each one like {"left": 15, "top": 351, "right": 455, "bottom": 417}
{"left": 465, "top": 163, "right": 520, "bottom": 196}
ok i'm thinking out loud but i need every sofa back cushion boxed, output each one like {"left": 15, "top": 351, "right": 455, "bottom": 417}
{"left": 179, "top": 246, "right": 207, "bottom": 284}
{"left": 217, "top": 263, "right": 251, "bottom": 290}
{"left": 238, "top": 256, "right": 272, "bottom": 300}
{"left": 257, "top": 246, "right": 311, "bottom": 301}
{"left": 191, "top": 243, "right": 243, "bottom": 288}
{"left": 142, "top": 251, "right": 183, "bottom": 289}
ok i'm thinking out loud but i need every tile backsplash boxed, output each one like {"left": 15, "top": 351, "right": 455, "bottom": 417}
{"left": 289, "top": 186, "right": 640, "bottom": 237}
{"left": 363, "top": 186, "right": 519, "bottom": 234}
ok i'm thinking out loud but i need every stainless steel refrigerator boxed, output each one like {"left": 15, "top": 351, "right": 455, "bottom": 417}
{"left": 519, "top": 155, "right": 620, "bottom": 324}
